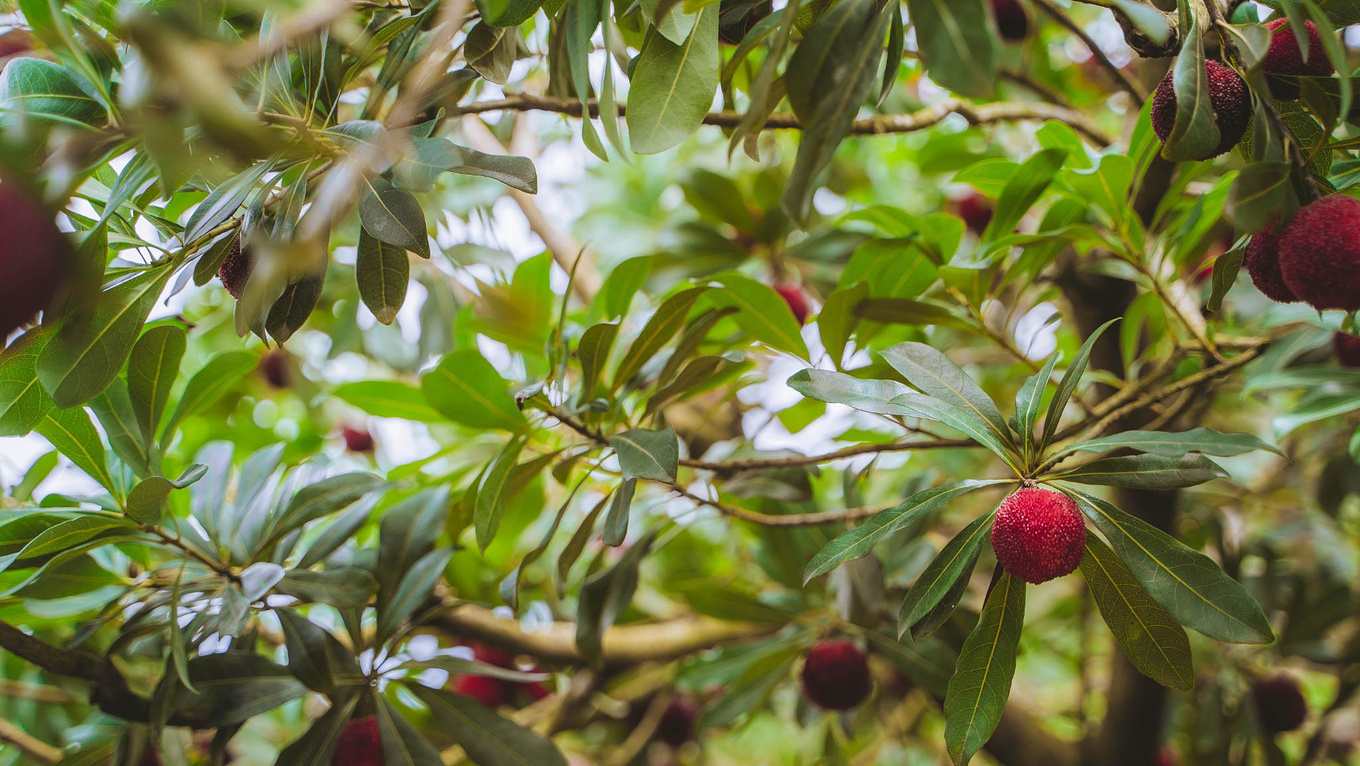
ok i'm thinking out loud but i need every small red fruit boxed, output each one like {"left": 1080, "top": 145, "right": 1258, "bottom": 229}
{"left": 217, "top": 236, "right": 252, "bottom": 299}
{"left": 260, "top": 349, "right": 291, "bottom": 388}
{"left": 773, "top": 283, "right": 809, "bottom": 325}
{"left": 991, "top": 487, "right": 1086, "bottom": 584}
{"left": 1150, "top": 60, "right": 1250, "bottom": 160}
{"left": 955, "top": 192, "right": 993, "bottom": 234}
{"left": 1277, "top": 195, "right": 1360, "bottom": 312}
{"left": 1262, "top": 19, "right": 1333, "bottom": 82}
{"left": 1253, "top": 674, "right": 1308, "bottom": 734}
{"left": 453, "top": 674, "right": 506, "bottom": 708}
{"left": 800, "top": 640, "right": 871, "bottom": 711}
{"left": 141, "top": 751, "right": 161, "bottom": 766}
{"left": 334, "top": 716, "right": 383, "bottom": 765}
{"left": 656, "top": 697, "right": 698, "bottom": 746}
{"left": 1244, "top": 219, "right": 1298, "bottom": 303}
{"left": 0, "top": 181, "right": 71, "bottom": 339}
{"left": 471, "top": 642, "right": 515, "bottom": 667}
{"left": 342, "top": 426, "right": 374, "bottom": 453}
{"left": 991, "top": 0, "right": 1030, "bottom": 42}
{"left": 1334, "top": 333, "right": 1360, "bottom": 367}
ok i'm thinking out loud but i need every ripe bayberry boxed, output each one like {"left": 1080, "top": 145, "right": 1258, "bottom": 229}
{"left": 1150, "top": 61, "right": 1250, "bottom": 160}
{"left": 334, "top": 716, "right": 383, "bottom": 765}
{"left": 0, "top": 181, "right": 71, "bottom": 339}
{"left": 991, "top": 487, "right": 1086, "bottom": 584}
{"left": 1253, "top": 674, "right": 1308, "bottom": 734}
{"left": 773, "top": 283, "right": 810, "bottom": 325}
{"left": 800, "top": 639, "right": 871, "bottom": 710}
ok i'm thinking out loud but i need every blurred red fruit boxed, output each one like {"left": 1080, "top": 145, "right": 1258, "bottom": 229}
{"left": 773, "top": 283, "right": 809, "bottom": 325}
{"left": 0, "top": 181, "right": 72, "bottom": 339}
{"left": 454, "top": 673, "right": 506, "bottom": 708}
{"left": 1253, "top": 674, "right": 1308, "bottom": 733}
{"left": 801, "top": 640, "right": 871, "bottom": 710}
{"left": 1335, "top": 333, "right": 1360, "bottom": 367}
{"left": 656, "top": 697, "right": 699, "bottom": 746}
{"left": 991, "top": 0, "right": 1030, "bottom": 41}
{"left": 260, "top": 350, "right": 291, "bottom": 388}
{"left": 955, "top": 193, "right": 993, "bottom": 234}
{"left": 342, "top": 426, "right": 374, "bottom": 453}
{"left": 334, "top": 717, "right": 383, "bottom": 765}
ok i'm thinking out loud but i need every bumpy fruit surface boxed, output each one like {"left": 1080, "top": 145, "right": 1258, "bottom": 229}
{"left": 1335, "top": 333, "right": 1360, "bottom": 367}
{"left": 0, "top": 181, "right": 71, "bottom": 339}
{"left": 1278, "top": 195, "right": 1360, "bottom": 312}
{"left": 991, "top": 0, "right": 1029, "bottom": 41}
{"left": 342, "top": 426, "right": 374, "bottom": 453}
{"left": 774, "top": 284, "right": 809, "bottom": 325}
{"left": 1253, "top": 674, "right": 1308, "bottom": 733}
{"left": 1150, "top": 60, "right": 1250, "bottom": 159}
{"left": 217, "top": 236, "right": 252, "bottom": 299}
{"left": 956, "top": 192, "right": 993, "bottom": 234}
{"left": 991, "top": 487, "right": 1086, "bottom": 584}
{"left": 1244, "top": 219, "right": 1298, "bottom": 303}
{"left": 334, "top": 716, "right": 383, "bottom": 766}
{"left": 800, "top": 640, "right": 871, "bottom": 711}
{"left": 453, "top": 673, "right": 506, "bottom": 708}
{"left": 1263, "top": 19, "right": 1332, "bottom": 77}
{"left": 656, "top": 697, "right": 699, "bottom": 746}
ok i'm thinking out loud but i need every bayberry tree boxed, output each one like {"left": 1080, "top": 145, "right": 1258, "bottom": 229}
{"left": 0, "top": 0, "right": 1357, "bottom": 764}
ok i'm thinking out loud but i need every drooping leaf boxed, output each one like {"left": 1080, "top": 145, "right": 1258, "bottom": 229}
{"left": 1052, "top": 453, "right": 1227, "bottom": 490}
{"left": 608, "top": 427, "right": 679, "bottom": 483}
{"left": 359, "top": 179, "right": 429, "bottom": 258}
{"left": 409, "top": 685, "right": 568, "bottom": 765}
{"left": 906, "top": 0, "right": 1000, "bottom": 99}
{"left": 943, "top": 571, "right": 1025, "bottom": 766}
{"left": 356, "top": 229, "right": 410, "bottom": 325}
{"left": 0, "top": 329, "right": 55, "bottom": 437}
{"left": 421, "top": 350, "right": 525, "bottom": 430}
{"left": 127, "top": 325, "right": 186, "bottom": 441}
{"left": 627, "top": 6, "right": 720, "bottom": 154}
{"left": 898, "top": 511, "right": 994, "bottom": 637}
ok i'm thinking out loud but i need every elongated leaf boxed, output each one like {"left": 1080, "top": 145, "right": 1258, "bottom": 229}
{"left": 804, "top": 480, "right": 1004, "bottom": 582}
{"left": 377, "top": 487, "right": 450, "bottom": 606}
{"left": 0, "top": 57, "right": 105, "bottom": 125}
{"left": 602, "top": 478, "right": 637, "bottom": 547}
{"left": 608, "top": 427, "right": 679, "bottom": 483}
{"left": 274, "top": 690, "right": 359, "bottom": 765}
{"left": 266, "top": 473, "right": 382, "bottom": 548}
{"left": 944, "top": 571, "right": 1024, "bottom": 766}
{"left": 127, "top": 325, "right": 186, "bottom": 442}
{"left": 421, "top": 350, "right": 524, "bottom": 430}
{"left": 1053, "top": 453, "right": 1227, "bottom": 489}
{"left": 18, "top": 515, "right": 135, "bottom": 559}
{"left": 612, "top": 286, "right": 708, "bottom": 390}
{"left": 0, "top": 329, "right": 55, "bottom": 436}
{"left": 447, "top": 145, "right": 538, "bottom": 194}
{"left": 35, "top": 406, "right": 115, "bottom": 491}
{"left": 786, "top": 368, "right": 918, "bottom": 417}
{"left": 161, "top": 351, "right": 257, "bottom": 439}
{"left": 889, "top": 391, "right": 1018, "bottom": 467}
{"left": 356, "top": 229, "right": 409, "bottom": 324}
{"left": 38, "top": 266, "right": 173, "bottom": 407}
{"left": 125, "top": 476, "right": 173, "bottom": 524}
{"left": 881, "top": 342, "right": 1013, "bottom": 449}
{"left": 1056, "top": 428, "right": 1281, "bottom": 460}
{"left": 627, "top": 6, "right": 719, "bottom": 154}
{"left": 898, "top": 512, "right": 994, "bottom": 637}
{"left": 475, "top": 436, "right": 527, "bottom": 549}
{"left": 277, "top": 568, "right": 379, "bottom": 609}
{"left": 577, "top": 530, "right": 656, "bottom": 665}
{"left": 1062, "top": 486, "right": 1273, "bottom": 643}
{"left": 1080, "top": 536, "right": 1194, "bottom": 691}
{"left": 982, "top": 148, "right": 1067, "bottom": 242}
{"left": 378, "top": 547, "right": 452, "bottom": 641}
{"left": 89, "top": 378, "right": 149, "bottom": 473}
{"left": 578, "top": 323, "right": 618, "bottom": 400}
{"left": 184, "top": 163, "right": 272, "bottom": 242}
{"left": 1162, "top": 3, "right": 1220, "bottom": 160}
{"left": 1014, "top": 352, "right": 1060, "bottom": 462}
{"left": 1039, "top": 318, "right": 1118, "bottom": 452}
{"left": 296, "top": 496, "right": 379, "bottom": 569}
{"left": 906, "top": 0, "right": 999, "bottom": 99}
{"left": 377, "top": 696, "right": 444, "bottom": 766}
{"left": 359, "top": 179, "right": 429, "bottom": 258}
{"left": 275, "top": 608, "right": 337, "bottom": 693}
{"left": 334, "top": 381, "right": 442, "bottom": 422}
{"left": 710, "top": 273, "right": 809, "bottom": 359}
{"left": 410, "top": 685, "right": 568, "bottom": 766}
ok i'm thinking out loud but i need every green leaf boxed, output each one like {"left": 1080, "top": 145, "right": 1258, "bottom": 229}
{"left": 818, "top": 282, "right": 869, "bottom": 368}
{"left": 981, "top": 148, "right": 1067, "bottom": 242}
{"left": 786, "top": 368, "right": 918, "bottom": 417}
{"left": 1055, "top": 427, "right": 1281, "bottom": 460}
{"left": 1206, "top": 244, "right": 1245, "bottom": 313}
{"left": 125, "top": 476, "right": 173, "bottom": 524}
{"left": 1226, "top": 161, "right": 1289, "bottom": 232}
{"left": 464, "top": 23, "right": 519, "bottom": 85}
{"left": 1062, "top": 486, "right": 1273, "bottom": 643}
{"left": 377, "top": 487, "right": 450, "bottom": 609}
{"left": 409, "top": 685, "right": 568, "bottom": 765}
{"left": 0, "top": 56, "right": 105, "bottom": 126}
{"left": 578, "top": 323, "right": 618, "bottom": 400}
{"left": 267, "top": 473, "right": 383, "bottom": 547}
{"left": 898, "top": 512, "right": 994, "bottom": 637}
{"left": 277, "top": 568, "right": 379, "bottom": 609}
{"left": 1161, "top": 4, "right": 1221, "bottom": 161}
{"left": 803, "top": 481, "right": 1004, "bottom": 583}
{"left": 183, "top": 162, "right": 273, "bottom": 242}
{"left": 333, "top": 381, "right": 443, "bottom": 422}
{"left": 359, "top": 178, "right": 429, "bottom": 258}
{"left": 597, "top": 257, "right": 652, "bottom": 321}
{"left": 612, "top": 286, "right": 708, "bottom": 391}
{"left": 1051, "top": 453, "right": 1227, "bottom": 489}
{"left": 709, "top": 273, "right": 810, "bottom": 358}
{"left": 160, "top": 351, "right": 257, "bottom": 439}
{"left": 421, "top": 350, "right": 525, "bottom": 430}
{"left": 295, "top": 497, "right": 378, "bottom": 569}
{"left": 1013, "top": 352, "right": 1060, "bottom": 462}
{"left": 378, "top": 547, "right": 452, "bottom": 641}
{"left": 90, "top": 379, "right": 150, "bottom": 473}
{"left": 475, "top": 435, "right": 528, "bottom": 549}
{"left": 377, "top": 696, "right": 445, "bottom": 766}
{"left": 475, "top": 0, "right": 547, "bottom": 27}
{"left": 881, "top": 342, "right": 1013, "bottom": 449}
{"left": 608, "top": 426, "right": 679, "bottom": 482}
{"left": 906, "top": 0, "right": 1000, "bottom": 99}
{"left": 18, "top": 515, "right": 136, "bottom": 559}
{"left": 577, "top": 530, "right": 656, "bottom": 665}
{"left": 627, "top": 6, "right": 719, "bottom": 154}
{"left": 37, "top": 266, "right": 173, "bottom": 408}
{"left": 0, "top": 329, "right": 55, "bottom": 437}
{"left": 35, "top": 406, "right": 115, "bottom": 491}
{"left": 602, "top": 478, "right": 637, "bottom": 546}
{"left": 275, "top": 608, "right": 339, "bottom": 693}
{"left": 273, "top": 690, "right": 359, "bottom": 765}
{"left": 1039, "top": 318, "right": 1118, "bottom": 453}
{"left": 1080, "top": 536, "right": 1194, "bottom": 691}
{"left": 356, "top": 229, "right": 410, "bottom": 325}
{"left": 127, "top": 325, "right": 186, "bottom": 441}
{"left": 888, "top": 390, "right": 1019, "bottom": 467}
{"left": 944, "top": 571, "right": 1025, "bottom": 766}
{"left": 446, "top": 145, "right": 539, "bottom": 194}
{"left": 862, "top": 629, "right": 956, "bottom": 698}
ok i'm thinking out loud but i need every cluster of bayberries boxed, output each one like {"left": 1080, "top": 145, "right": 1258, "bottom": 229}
{"left": 1148, "top": 21, "right": 1360, "bottom": 364}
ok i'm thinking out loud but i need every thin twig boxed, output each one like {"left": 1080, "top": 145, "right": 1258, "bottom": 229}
{"left": 0, "top": 719, "right": 60, "bottom": 764}
{"left": 1034, "top": 0, "right": 1148, "bottom": 100}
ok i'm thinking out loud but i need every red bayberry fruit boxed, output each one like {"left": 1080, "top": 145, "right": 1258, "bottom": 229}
{"left": 991, "top": 0, "right": 1030, "bottom": 41}
{"left": 1334, "top": 333, "right": 1360, "bottom": 367}
{"left": 141, "top": 751, "right": 161, "bottom": 766}
{"left": 471, "top": 643, "right": 515, "bottom": 667}
{"left": 773, "top": 283, "right": 809, "bottom": 325}
{"left": 656, "top": 697, "right": 699, "bottom": 746}
{"left": 800, "top": 640, "right": 871, "bottom": 711}
{"left": 454, "top": 673, "right": 507, "bottom": 708}
{"left": 1262, "top": 19, "right": 1333, "bottom": 99}
{"left": 334, "top": 716, "right": 383, "bottom": 765}
{"left": 1150, "top": 60, "right": 1250, "bottom": 160}
{"left": 342, "top": 426, "right": 374, "bottom": 453}
{"left": 0, "top": 181, "right": 71, "bottom": 339}
{"left": 955, "top": 192, "right": 993, "bottom": 234}
{"left": 1245, "top": 218, "right": 1298, "bottom": 303}
{"left": 217, "top": 236, "right": 252, "bottom": 299}
{"left": 260, "top": 349, "right": 291, "bottom": 388}
{"left": 1253, "top": 674, "right": 1308, "bottom": 734}
{"left": 991, "top": 487, "right": 1086, "bottom": 584}
{"left": 1278, "top": 195, "right": 1360, "bottom": 312}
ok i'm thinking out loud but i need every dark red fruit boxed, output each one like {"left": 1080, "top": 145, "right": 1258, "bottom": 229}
{"left": 217, "top": 236, "right": 252, "bottom": 299}
{"left": 801, "top": 640, "right": 871, "bottom": 711}
{"left": 1245, "top": 219, "right": 1298, "bottom": 303}
{"left": 471, "top": 642, "right": 515, "bottom": 667}
{"left": 955, "top": 192, "right": 993, "bottom": 234}
{"left": 1253, "top": 674, "right": 1308, "bottom": 734}
{"left": 991, "top": 0, "right": 1030, "bottom": 42}
{"left": 260, "top": 350, "right": 291, "bottom": 388}
{"left": 1150, "top": 60, "right": 1250, "bottom": 159}
{"left": 1263, "top": 19, "right": 1333, "bottom": 77}
{"left": 342, "top": 426, "right": 374, "bottom": 453}
{"left": 1278, "top": 195, "right": 1360, "bottom": 312}
{"left": 656, "top": 697, "right": 698, "bottom": 747}
{"left": 1334, "top": 333, "right": 1360, "bottom": 367}
{"left": 334, "top": 716, "right": 383, "bottom": 765}
{"left": 1156, "top": 748, "right": 1181, "bottom": 766}
{"left": 718, "top": 0, "right": 772, "bottom": 45}
{"left": 453, "top": 673, "right": 506, "bottom": 708}
{"left": 141, "top": 751, "right": 161, "bottom": 766}
{"left": 991, "top": 487, "right": 1086, "bottom": 584}
{"left": 0, "top": 181, "right": 71, "bottom": 339}
{"left": 0, "top": 31, "right": 33, "bottom": 59}
{"left": 773, "top": 283, "right": 809, "bottom": 325}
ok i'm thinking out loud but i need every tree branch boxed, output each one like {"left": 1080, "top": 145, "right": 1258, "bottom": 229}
{"left": 452, "top": 95, "right": 1113, "bottom": 147}
{"left": 1034, "top": 0, "right": 1149, "bottom": 100}
{"left": 0, "top": 719, "right": 61, "bottom": 764}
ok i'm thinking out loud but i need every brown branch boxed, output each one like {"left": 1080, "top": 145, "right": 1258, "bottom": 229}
{"left": 452, "top": 95, "right": 1113, "bottom": 147}
{"left": 1074, "top": 0, "right": 1180, "bottom": 57}
{"left": 1034, "top": 0, "right": 1148, "bottom": 100}
{"left": 422, "top": 603, "right": 780, "bottom": 667}
{"left": 0, "top": 719, "right": 61, "bottom": 764}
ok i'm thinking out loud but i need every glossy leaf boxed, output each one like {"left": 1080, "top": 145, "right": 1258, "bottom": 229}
{"left": 421, "top": 350, "right": 525, "bottom": 430}
{"left": 1052, "top": 453, "right": 1227, "bottom": 490}
{"left": 898, "top": 511, "right": 994, "bottom": 637}
{"left": 627, "top": 6, "right": 719, "bottom": 154}
{"left": 943, "top": 571, "right": 1025, "bottom": 766}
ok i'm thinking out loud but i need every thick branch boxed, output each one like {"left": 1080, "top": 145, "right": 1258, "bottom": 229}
{"left": 452, "top": 95, "right": 1113, "bottom": 147}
